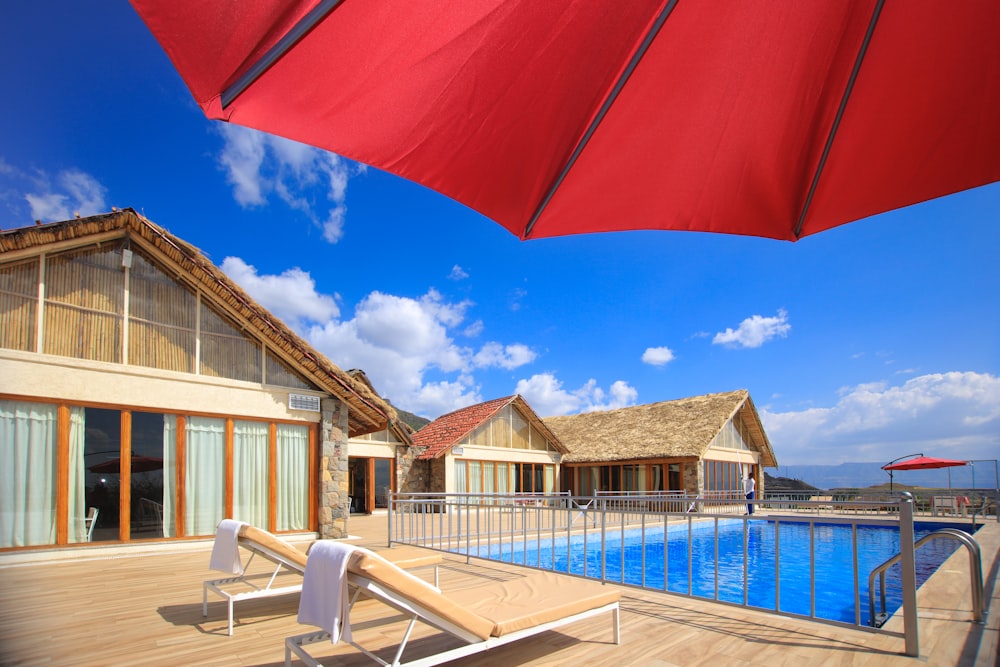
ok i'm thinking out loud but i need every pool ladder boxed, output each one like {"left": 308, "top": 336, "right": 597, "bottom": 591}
{"left": 868, "top": 528, "right": 985, "bottom": 628}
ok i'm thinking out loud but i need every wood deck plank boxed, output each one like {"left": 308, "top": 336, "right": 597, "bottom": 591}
{"left": 0, "top": 515, "right": 996, "bottom": 666}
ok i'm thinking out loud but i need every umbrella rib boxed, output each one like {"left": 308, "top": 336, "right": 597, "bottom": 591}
{"left": 523, "top": 0, "right": 680, "bottom": 239}
{"left": 793, "top": 0, "right": 885, "bottom": 239}
{"left": 221, "top": 0, "right": 346, "bottom": 110}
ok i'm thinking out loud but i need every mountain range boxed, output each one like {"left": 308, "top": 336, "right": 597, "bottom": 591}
{"left": 774, "top": 461, "right": 993, "bottom": 491}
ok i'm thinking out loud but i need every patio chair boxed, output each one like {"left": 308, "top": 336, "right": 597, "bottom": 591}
{"left": 204, "top": 521, "right": 441, "bottom": 636}
{"left": 84, "top": 507, "right": 99, "bottom": 542}
{"left": 285, "top": 541, "right": 621, "bottom": 667}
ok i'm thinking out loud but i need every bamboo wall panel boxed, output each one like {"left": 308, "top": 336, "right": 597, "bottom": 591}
{"left": 43, "top": 246, "right": 123, "bottom": 363}
{"left": 266, "top": 350, "right": 312, "bottom": 389}
{"left": 128, "top": 253, "right": 197, "bottom": 373}
{"left": 4, "top": 241, "right": 318, "bottom": 390}
{"left": 43, "top": 302, "right": 122, "bottom": 362}
{"left": 199, "top": 302, "right": 261, "bottom": 382}
{"left": 0, "top": 259, "right": 38, "bottom": 351}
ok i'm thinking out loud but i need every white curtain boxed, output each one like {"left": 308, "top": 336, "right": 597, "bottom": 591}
{"left": 233, "top": 420, "right": 269, "bottom": 528}
{"left": 545, "top": 465, "right": 555, "bottom": 493}
{"left": 468, "top": 461, "right": 482, "bottom": 501}
{"left": 0, "top": 401, "right": 57, "bottom": 547}
{"left": 455, "top": 461, "right": 467, "bottom": 494}
{"left": 276, "top": 424, "right": 308, "bottom": 531}
{"left": 163, "top": 416, "right": 176, "bottom": 537}
{"left": 185, "top": 416, "right": 225, "bottom": 536}
{"left": 67, "top": 407, "right": 87, "bottom": 543}
{"left": 497, "top": 463, "right": 511, "bottom": 494}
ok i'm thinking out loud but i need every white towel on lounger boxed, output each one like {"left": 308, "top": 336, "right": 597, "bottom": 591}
{"left": 298, "top": 540, "right": 358, "bottom": 644}
{"left": 209, "top": 519, "right": 246, "bottom": 574}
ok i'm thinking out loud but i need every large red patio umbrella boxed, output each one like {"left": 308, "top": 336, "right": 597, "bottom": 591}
{"left": 130, "top": 1, "right": 1000, "bottom": 241}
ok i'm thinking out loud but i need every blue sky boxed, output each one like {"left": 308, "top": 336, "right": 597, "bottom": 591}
{"left": 2, "top": 2, "right": 998, "bottom": 467}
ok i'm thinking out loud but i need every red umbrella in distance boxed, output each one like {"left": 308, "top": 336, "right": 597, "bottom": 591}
{"left": 882, "top": 454, "right": 967, "bottom": 492}
{"left": 882, "top": 456, "right": 967, "bottom": 471}
{"left": 89, "top": 455, "right": 164, "bottom": 474}
{"left": 130, "top": 0, "right": 1000, "bottom": 242}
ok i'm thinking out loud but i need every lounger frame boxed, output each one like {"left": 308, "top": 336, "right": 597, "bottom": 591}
{"left": 204, "top": 537, "right": 307, "bottom": 636}
{"left": 285, "top": 571, "right": 620, "bottom": 667}
{"left": 204, "top": 529, "right": 441, "bottom": 636}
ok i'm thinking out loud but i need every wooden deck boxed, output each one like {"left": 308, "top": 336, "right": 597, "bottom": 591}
{"left": 0, "top": 514, "right": 996, "bottom": 666}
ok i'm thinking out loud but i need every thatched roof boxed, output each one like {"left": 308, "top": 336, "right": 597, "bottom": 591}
{"left": 0, "top": 209, "right": 393, "bottom": 436}
{"left": 413, "top": 395, "right": 567, "bottom": 459}
{"left": 544, "top": 390, "right": 777, "bottom": 466}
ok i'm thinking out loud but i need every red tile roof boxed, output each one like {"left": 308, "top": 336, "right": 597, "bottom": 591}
{"left": 412, "top": 396, "right": 515, "bottom": 459}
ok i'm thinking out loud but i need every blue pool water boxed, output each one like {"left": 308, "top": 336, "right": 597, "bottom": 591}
{"left": 462, "top": 519, "right": 974, "bottom": 624}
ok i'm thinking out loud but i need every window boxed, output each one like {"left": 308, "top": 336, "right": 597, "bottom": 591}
{"left": 44, "top": 245, "right": 123, "bottom": 362}
{"left": 459, "top": 405, "right": 555, "bottom": 451}
{"left": 1, "top": 242, "right": 319, "bottom": 391}
{"left": 128, "top": 252, "right": 196, "bottom": 372}
{"left": 0, "top": 398, "right": 315, "bottom": 548}
{"left": 276, "top": 424, "right": 309, "bottom": 530}
{"left": 0, "top": 258, "right": 38, "bottom": 352}
{"left": 453, "top": 460, "right": 555, "bottom": 494}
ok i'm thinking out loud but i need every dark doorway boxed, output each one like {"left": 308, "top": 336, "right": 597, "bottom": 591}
{"left": 349, "top": 458, "right": 368, "bottom": 514}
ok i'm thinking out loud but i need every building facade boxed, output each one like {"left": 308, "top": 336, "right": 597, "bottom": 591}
{"left": 0, "top": 210, "right": 393, "bottom": 550}
{"left": 410, "top": 396, "right": 566, "bottom": 496}
{"left": 545, "top": 390, "right": 777, "bottom": 499}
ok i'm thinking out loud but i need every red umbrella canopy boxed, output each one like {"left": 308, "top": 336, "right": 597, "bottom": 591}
{"left": 882, "top": 456, "right": 967, "bottom": 471}
{"left": 130, "top": 0, "right": 1000, "bottom": 241}
{"left": 89, "top": 455, "right": 164, "bottom": 474}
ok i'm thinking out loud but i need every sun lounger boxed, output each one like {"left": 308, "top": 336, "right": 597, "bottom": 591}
{"left": 285, "top": 542, "right": 621, "bottom": 667}
{"left": 204, "top": 521, "right": 441, "bottom": 636}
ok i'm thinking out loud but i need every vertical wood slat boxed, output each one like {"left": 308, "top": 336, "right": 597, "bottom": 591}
{"left": 225, "top": 418, "right": 234, "bottom": 519}
{"left": 120, "top": 411, "right": 132, "bottom": 542}
{"left": 56, "top": 404, "right": 69, "bottom": 545}
{"left": 308, "top": 424, "right": 317, "bottom": 531}
{"left": 36, "top": 254, "right": 45, "bottom": 353}
{"left": 268, "top": 423, "right": 278, "bottom": 532}
{"left": 175, "top": 416, "right": 186, "bottom": 537}
{"left": 367, "top": 458, "right": 376, "bottom": 516}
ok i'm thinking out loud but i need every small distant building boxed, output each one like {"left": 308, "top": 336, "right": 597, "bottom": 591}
{"left": 345, "top": 369, "right": 416, "bottom": 514}
{"left": 545, "top": 390, "right": 777, "bottom": 498}
{"left": 411, "top": 395, "right": 567, "bottom": 495}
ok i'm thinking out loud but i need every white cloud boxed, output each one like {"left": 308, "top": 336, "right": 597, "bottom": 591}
{"left": 23, "top": 168, "right": 107, "bottom": 222}
{"left": 220, "top": 257, "right": 339, "bottom": 329}
{"left": 760, "top": 371, "right": 1000, "bottom": 465}
{"left": 449, "top": 265, "right": 469, "bottom": 280}
{"left": 463, "top": 320, "right": 484, "bottom": 338}
{"left": 217, "top": 125, "right": 358, "bottom": 243}
{"left": 516, "top": 373, "right": 638, "bottom": 416}
{"left": 713, "top": 309, "right": 790, "bottom": 348}
{"left": 642, "top": 346, "right": 675, "bottom": 366}
{"left": 226, "top": 262, "right": 540, "bottom": 417}
{"left": 473, "top": 342, "right": 537, "bottom": 370}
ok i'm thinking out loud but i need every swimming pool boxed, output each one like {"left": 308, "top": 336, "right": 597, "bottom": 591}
{"left": 460, "top": 518, "right": 974, "bottom": 624}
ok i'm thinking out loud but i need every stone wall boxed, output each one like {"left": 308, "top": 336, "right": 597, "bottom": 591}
{"left": 318, "top": 397, "right": 349, "bottom": 539}
{"left": 396, "top": 445, "right": 431, "bottom": 493}
{"left": 684, "top": 460, "right": 701, "bottom": 495}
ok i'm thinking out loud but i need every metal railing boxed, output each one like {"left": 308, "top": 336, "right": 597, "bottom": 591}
{"left": 388, "top": 491, "right": 982, "bottom": 658}
{"left": 870, "top": 527, "right": 985, "bottom": 627}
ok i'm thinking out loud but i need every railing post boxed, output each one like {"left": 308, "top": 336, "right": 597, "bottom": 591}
{"left": 387, "top": 491, "right": 394, "bottom": 547}
{"left": 899, "top": 492, "right": 919, "bottom": 657}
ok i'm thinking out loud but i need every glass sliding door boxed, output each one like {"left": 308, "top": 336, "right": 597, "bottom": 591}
{"left": 0, "top": 401, "right": 58, "bottom": 548}
{"left": 276, "top": 424, "right": 308, "bottom": 531}
{"left": 129, "top": 412, "right": 168, "bottom": 538}
{"left": 373, "top": 459, "right": 392, "bottom": 509}
{"left": 233, "top": 420, "right": 269, "bottom": 527}
{"left": 185, "top": 416, "right": 225, "bottom": 535}
{"left": 80, "top": 408, "right": 121, "bottom": 543}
